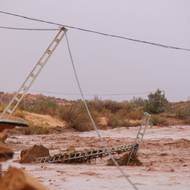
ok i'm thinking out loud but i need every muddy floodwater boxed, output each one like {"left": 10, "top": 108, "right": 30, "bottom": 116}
{"left": 3, "top": 125, "right": 190, "bottom": 190}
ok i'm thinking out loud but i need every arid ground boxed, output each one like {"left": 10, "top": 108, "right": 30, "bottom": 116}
{"left": 2, "top": 125, "right": 190, "bottom": 190}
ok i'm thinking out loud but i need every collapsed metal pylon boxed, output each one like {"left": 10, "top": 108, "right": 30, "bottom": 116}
{"left": 35, "top": 143, "right": 138, "bottom": 164}
{"left": 34, "top": 113, "right": 151, "bottom": 164}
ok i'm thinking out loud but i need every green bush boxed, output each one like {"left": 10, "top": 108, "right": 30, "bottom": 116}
{"left": 144, "top": 89, "right": 168, "bottom": 114}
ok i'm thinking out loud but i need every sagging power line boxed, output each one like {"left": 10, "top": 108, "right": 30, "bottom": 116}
{"left": 65, "top": 32, "right": 139, "bottom": 190}
{"left": 0, "top": 10, "right": 190, "bottom": 52}
{"left": 0, "top": 25, "right": 58, "bottom": 31}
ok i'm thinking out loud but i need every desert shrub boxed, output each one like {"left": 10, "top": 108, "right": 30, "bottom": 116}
{"left": 121, "top": 101, "right": 135, "bottom": 112}
{"left": 107, "top": 113, "right": 130, "bottom": 128}
{"left": 58, "top": 103, "right": 95, "bottom": 131}
{"left": 144, "top": 89, "right": 168, "bottom": 114}
{"left": 88, "top": 97, "right": 105, "bottom": 113}
{"left": 110, "top": 101, "right": 134, "bottom": 118}
{"left": 129, "top": 97, "right": 146, "bottom": 108}
{"left": 25, "top": 98, "right": 58, "bottom": 116}
{"left": 89, "top": 98, "right": 144, "bottom": 128}
{"left": 169, "top": 101, "right": 190, "bottom": 121}
{"left": 114, "top": 100, "right": 143, "bottom": 120}
{"left": 103, "top": 100, "right": 122, "bottom": 113}
{"left": 176, "top": 106, "right": 190, "bottom": 119}
{"left": 126, "top": 109, "right": 144, "bottom": 120}
{"left": 151, "top": 115, "right": 169, "bottom": 126}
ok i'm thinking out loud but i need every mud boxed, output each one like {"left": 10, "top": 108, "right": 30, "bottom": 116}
{"left": 139, "top": 138, "right": 190, "bottom": 171}
{"left": 3, "top": 125, "right": 190, "bottom": 190}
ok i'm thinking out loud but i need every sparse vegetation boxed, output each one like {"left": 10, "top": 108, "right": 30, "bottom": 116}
{"left": 20, "top": 96, "right": 59, "bottom": 116}
{"left": 58, "top": 102, "right": 93, "bottom": 131}
{"left": 176, "top": 105, "right": 190, "bottom": 120}
{"left": 0, "top": 89, "right": 190, "bottom": 133}
{"left": 151, "top": 115, "right": 170, "bottom": 126}
{"left": 106, "top": 113, "right": 130, "bottom": 128}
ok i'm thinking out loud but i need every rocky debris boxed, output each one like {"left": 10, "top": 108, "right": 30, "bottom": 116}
{"left": 0, "top": 167, "right": 48, "bottom": 190}
{"left": 107, "top": 153, "right": 142, "bottom": 166}
{"left": 0, "top": 131, "right": 8, "bottom": 143}
{"left": 20, "top": 145, "right": 50, "bottom": 163}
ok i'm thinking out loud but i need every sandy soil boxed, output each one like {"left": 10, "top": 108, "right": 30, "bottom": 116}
{"left": 2, "top": 125, "right": 190, "bottom": 190}
{"left": 24, "top": 112, "right": 66, "bottom": 128}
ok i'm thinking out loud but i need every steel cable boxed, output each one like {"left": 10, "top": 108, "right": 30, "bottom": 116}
{"left": 0, "top": 25, "right": 58, "bottom": 31}
{"left": 65, "top": 32, "right": 139, "bottom": 190}
{"left": 0, "top": 10, "right": 190, "bottom": 52}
